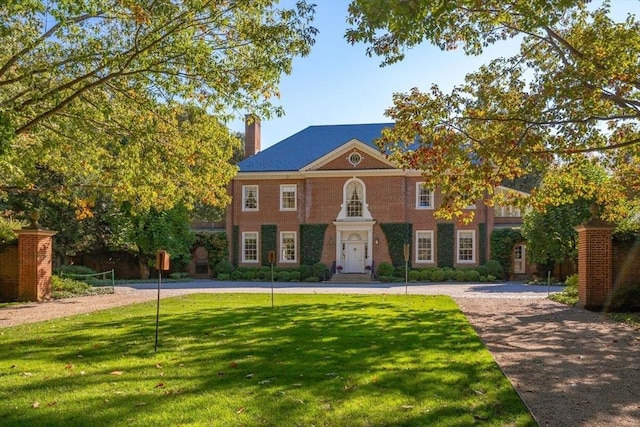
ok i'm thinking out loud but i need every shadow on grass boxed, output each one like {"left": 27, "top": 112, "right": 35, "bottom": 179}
{"left": 1, "top": 294, "right": 535, "bottom": 426}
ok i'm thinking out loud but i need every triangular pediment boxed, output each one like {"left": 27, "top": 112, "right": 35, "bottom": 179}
{"left": 301, "top": 139, "right": 397, "bottom": 172}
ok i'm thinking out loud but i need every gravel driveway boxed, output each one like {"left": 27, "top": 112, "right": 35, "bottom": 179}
{"left": 1, "top": 281, "right": 638, "bottom": 426}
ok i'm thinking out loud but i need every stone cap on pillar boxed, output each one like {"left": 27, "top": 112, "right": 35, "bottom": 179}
{"left": 574, "top": 203, "right": 615, "bottom": 232}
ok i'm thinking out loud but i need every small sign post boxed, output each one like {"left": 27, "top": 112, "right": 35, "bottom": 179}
{"left": 403, "top": 244, "right": 410, "bottom": 295}
{"left": 269, "top": 251, "right": 276, "bottom": 308}
{"left": 155, "top": 250, "right": 170, "bottom": 352}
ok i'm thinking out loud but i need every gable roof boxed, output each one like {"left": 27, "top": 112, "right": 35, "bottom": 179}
{"left": 237, "top": 123, "right": 394, "bottom": 172}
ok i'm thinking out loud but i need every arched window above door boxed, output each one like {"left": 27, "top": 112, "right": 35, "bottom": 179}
{"left": 336, "top": 177, "right": 373, "bottom": 221}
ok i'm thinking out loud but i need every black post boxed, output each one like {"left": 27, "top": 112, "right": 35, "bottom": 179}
{"left": 155, "top": 269, "right": 161, "bottom": 352}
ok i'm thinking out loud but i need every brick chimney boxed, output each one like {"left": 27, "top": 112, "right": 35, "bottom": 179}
{"left": 244, "top": 114, "right": 261, "bottom": 158}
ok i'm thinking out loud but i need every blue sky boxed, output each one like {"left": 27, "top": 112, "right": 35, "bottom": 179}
{"left": 228, "top": 0, "right": 633, "bottom": 150}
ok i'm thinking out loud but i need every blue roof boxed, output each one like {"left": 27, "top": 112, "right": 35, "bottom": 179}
{"left": 238, "top": 123, "right": 395, "bottom": 172}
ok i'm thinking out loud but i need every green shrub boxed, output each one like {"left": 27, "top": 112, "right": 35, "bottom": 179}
{"left": 243, "top": 271, "right": 256, "bottom": 281}
{"left": 257, "top": 269, "right": 268, "bottom": 280}
{"left": 378, "top": 276, "right": 395, "bottom": 283}
{"left": 565, "top": 274, "right": 579, "bottom": 289}
{"left": 312, "top": 262, "right": 328, "bottom": 281}
{"left": 215, "top": 260, "right": 234, "bottom": 276}
{"left": 484, "top": 260, "right": 504, "bottom": 279}
{"left": 455, "top": 270, "right": 466, "bottom": 282}
{"left": 377, "top": 262, "right": 394, "bottom": 277}
{"left": 304, "top": 276, "right": 319, "bottom": 282}
{"left": 231, "top": 270, "right": 243, "bottom": 280}
{"left": 51, "top": 275, "right": 113, "bottom": 299}
{"left": 298, "top": 264, "right": 313, "bottom": 280}
{"left": 408, "top": 270, "right": 420, "bottom": 281}
{"left": 431, "top": 268, "right": 445, "bottom": 282}
{"left": 443, "top": 267, "right": 455, "bottom": 281}
{"left": 169, "top": 272, "right": 182, "bottom": 279}
{"left": 464, "top": 269, "right": 480, "bottom": 282}
{"left": 608, "top": 285, "right": 640, "bottom": 312}
{"left": 277, "top": 271, "right": 291, "bottom": 282}
{"left": 393, "top": 266, "right": 406, "bottom": 278}
{"left": 487, "top": 275, "right": 496, "bottom": 282}
{"left": 479, "top": 275, "right": 488, "bottom": 282}
{"left": 57, "top": 265, "right": 96, "bottom": 276}
{"left": 419, "top": 269, "right": 432, "bottom": 281}
{"left": 217, "top": 273, "right": 230, "bottom": 281}
{"left": 477, "top": 265, "right": 489, "bottom": 277}
{"left": 290, "top": 271, "right": 301, "bottom": 282}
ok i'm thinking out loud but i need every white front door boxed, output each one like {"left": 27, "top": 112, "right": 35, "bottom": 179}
{"left": 345, "top": 242, "right": 365, "bottom": 273}
{"left": 514, "top": 244, "right": 526, "bottom": 274}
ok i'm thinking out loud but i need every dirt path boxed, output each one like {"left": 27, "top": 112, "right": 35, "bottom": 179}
{"left": 1, "top": 285, "right": 639, "bottom": 426}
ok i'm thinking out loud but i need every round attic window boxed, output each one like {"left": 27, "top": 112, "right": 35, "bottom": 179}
{"left": 348, "top": 151, "right": 362, "bottom": 166}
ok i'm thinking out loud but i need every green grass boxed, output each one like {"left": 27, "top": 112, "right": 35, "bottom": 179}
{"left": 0, "top": 294, "right": 535, "bottom": 426}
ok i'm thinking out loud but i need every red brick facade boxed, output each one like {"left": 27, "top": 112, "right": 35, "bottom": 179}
{"left": 227, "top": 144, "right": 494, "bottom": 271}
{"left": 575, "top": 220, "right": 615, "bottom": 310}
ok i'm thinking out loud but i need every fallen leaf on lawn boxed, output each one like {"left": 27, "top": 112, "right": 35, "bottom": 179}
{"left": 110, "top": 371, "right": 123, "bottom": 376}
{"left": 156, "top": 364, "right": 162, "bottom": 369}
{"left": 217, "top": 372, "right": 225, "bottom": 376}
{"left": 134, "top": 402, "right": 146, "bottom": 407}
{"left": 236, "top": 407, "right": 245, "bottom": 414}
{"left": 65, "top": 364, "right": 73, "bottom": 369}
{"left": 155, "top": 383, "right": 165, "bottom": 388}
{"left": 10, "top": 365, "right": 16, "bottom": 369}
{"left": 258, "top": 379, "right": 271, "bottom": 385}
{"left": 230, "top": 362, "right": 238, "bottom": 368}
{"left": 245, "top": 373, "right": 255, "bottom": 379}
{"left": 325, "top": 372, "right": 337, "bottom": 376}
{"left": 32, "top": 402, "right": 40, "bottom": 408}
{"left": 292, "top": 383, "right": 302, "bottom": 387}
{"left": 22, "top": 372, "right": 33, "bottom": 377}
{"left": 47, "top": 402, "right": 57, "bottom": 407}
{"left": 401, "top": 405, "right": 414, "bottom": 410}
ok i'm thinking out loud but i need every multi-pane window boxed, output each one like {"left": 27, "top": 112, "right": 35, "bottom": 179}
{"left": 280, "top": 184, "right": 297, "bottom": 210}
{"left": 416, "top": 183, "right": 434, "bottom": 209}
{"left": 457, "top": 230, "right": 475, "bottom": 263}
{"left": 280, "top": 231, "right": 296, "bottom": 262}
{"left": 346, "top": 181, "right": 363, "bottom": 217}
{"left": 415, "top": 231, "right": 434, "bottom": 263}
{"left": 243, "top": 232, "right": 258, "bottom": 262}
{"left": 242, "top": 185, "right": 258, "bottom": 211}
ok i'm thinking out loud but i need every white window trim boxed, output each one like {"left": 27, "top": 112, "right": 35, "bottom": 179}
{"left": 279, "top": 184, "right": 297, "bottom": 211}
{"left": 242, "top": 185, "right": 259, "bottom": 211}
{"left": 415, "top": 230, "right": 435, "bottom": 263}
{"left": 415, "top": 182, "right": 434, "bottom": 209}
{"left": 280, "top": 231, "right": 297, "bottom": 263}
{"left": 456, "top": 230, "right": 476, "bottom": 264}
{"left": 242, "top": 231, "right": 259, "bottom": 263}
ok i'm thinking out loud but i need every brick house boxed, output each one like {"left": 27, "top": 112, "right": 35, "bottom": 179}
{"left": 226, "top": 119, "right": 525, "bottom": 274}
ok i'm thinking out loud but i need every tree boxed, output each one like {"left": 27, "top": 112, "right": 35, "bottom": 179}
{"left": 522, "top": 159, "right": 636, "bottom": 269}
{"left": 0, "top": 0, "right": 317, "bottom": 213}
{"left": 346, "top": 0, "right": 640, "bottom": 219}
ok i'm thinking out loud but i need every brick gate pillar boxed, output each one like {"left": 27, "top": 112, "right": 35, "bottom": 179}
{"left": 574, "top": 206, "right": 614, "bottom": 311}
{"left": 16, "top": 225, "right": 57, "bottom": 302}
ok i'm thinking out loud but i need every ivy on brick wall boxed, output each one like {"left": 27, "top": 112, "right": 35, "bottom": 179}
{"left": 478, "top": 223, "right": 487, "bottom": 265}
{"left": 232, "top": 226, "right": 239, "bottom": 267}
{"left": 437, "top": 223, "right": 454, "bottom": 268}
{"left": 261, "top": 224, "right": 277, "bottom": 266}
{"left": 490, "top": 228, "right": 523, "bottom": 274}
{"left": 193, "top": 232, "right": 228, "bottom": 270}
{"left": 381, "top": 223, "right": 412, "bottom": 267}
{"left": 300, "top": 224, "right": 328, "bottom": 265}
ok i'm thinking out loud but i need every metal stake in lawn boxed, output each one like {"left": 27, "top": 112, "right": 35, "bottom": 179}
{"left": 403, "top": 243, "right": 410, "bottom": 295}
{"left": 269, "top": 251, "right": 275, "bottom": 308}
{"left": 155, "top": 250, "right": 170, "bottom": 352}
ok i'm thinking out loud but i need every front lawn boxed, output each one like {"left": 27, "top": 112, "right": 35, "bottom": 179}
{"left": 0, "top": 294, "right": 535, "bottom": 426}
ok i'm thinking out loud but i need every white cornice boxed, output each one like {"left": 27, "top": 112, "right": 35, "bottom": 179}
{"left": 235, "top": 168, "right": 426, "bottom": 180}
